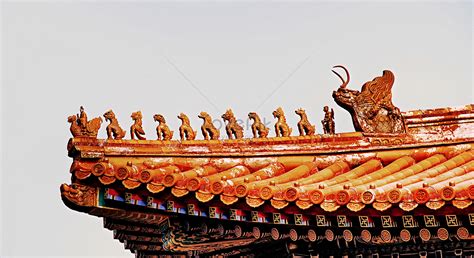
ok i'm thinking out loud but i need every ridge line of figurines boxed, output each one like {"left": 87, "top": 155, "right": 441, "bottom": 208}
{"left": 68, "top": 106, "right": 336, "bottom": 141}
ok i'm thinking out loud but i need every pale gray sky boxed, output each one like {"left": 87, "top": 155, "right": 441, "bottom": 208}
{"left": 1, "top": 1, "right": 472, "bottom": 257}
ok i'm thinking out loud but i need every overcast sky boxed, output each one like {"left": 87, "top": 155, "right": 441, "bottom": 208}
{"left": 1, "top": 1, "right": 472, "bottom": 257}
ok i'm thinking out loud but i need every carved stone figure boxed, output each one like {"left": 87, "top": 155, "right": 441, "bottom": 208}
{"left": 198, "top": 112, "right": 220, "bottom": 140}
{"left": 248, "top": 112, "right": 269, "bottom": 138}
{"left": 295, "top": 108, "right": 315, "bottom": 136}
{"left": 177, "top": 113, "right": 196, "bottom": 141}
{"left": 78, "top": 106, "right": 88, "bottom": 127}
{"left": 130, "top": 111, "right": 146, "bottom": 140}
{"left": 272, "top": 107, "right": 292, "bottom": 137}
{"left": 67, "top": 106, "right": 102, "bottom": 138}
{"left": 332, "top": 65, "right": 406, "bottom": 133}
{"left": 60, "top": 183, "right": 97, "bottom": 207}
{"left": 154, "top": 114, "right": 174, "bottom": 140}
{"left": 103, "top": 110, "right": 126, "bottom": 140}
{"left": 321, "top": 106, "right": 335, "bottom": 134}
{"left": 222, "top": 109, "right": 243, "bottom": 139}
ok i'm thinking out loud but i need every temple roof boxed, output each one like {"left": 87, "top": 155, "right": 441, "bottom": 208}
{"left": 61, "top": 68, "right": 474, "bottom": 256}
{"left": 68, "top": 138, "right": 474, "bottom": 213}
{"left": 66, "top": 104, "right": 474, "bottom": 212}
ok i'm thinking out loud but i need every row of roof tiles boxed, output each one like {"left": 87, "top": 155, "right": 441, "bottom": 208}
{"left": 71, "top": 143, "right": 474, "bottom": 212}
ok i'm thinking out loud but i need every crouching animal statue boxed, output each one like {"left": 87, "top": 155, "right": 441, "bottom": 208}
{"left": 154, "top": 114, "right": 173, "bottom": 140}
{"left": 104, "top": 110, "right": 126, "bottom": 140}
{"left": 222, "top": 109, "right": 243, "bottom": 139}
{"left": 248, "top": 112, "right": 269, "bottom": 138}
{"left": 177, "top": 113, "right": 196, "bottom": 141}
{"left": 295, "top": 108, "right": 315, "bottom": 136}
{"left": 198, "top": 112, "right": 220, "bottom": 140}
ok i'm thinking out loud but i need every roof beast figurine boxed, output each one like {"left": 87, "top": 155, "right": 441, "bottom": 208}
{"left": 177, "top": 113, "right": 196, "bottom": 140}
{"left": 248, "top": 112, "right": 269, "bottom": 138}
{"left": 198, "top": 111, "right": 220, "bottom": 140}
{"left": 67, "top": 106, "right": 102, "bottom": 138}
{"left": 104, "top": 109, "right": 126, "bottom": 140}
{"left": 332, "top": 65, "right": 406, "bottom": 133}
{"left": 130, "top": 111, "right": 146, "bottom": 140}
{"left": 222, "top": 109, "right": 244, "bottom": 139}
{"left": 154, "top": 114, "right": 173, "bottom": 140}
{"left": 295, "top": 108, "right": 315, "bottom": 136}
{"left": 272, "top": 107, "right": 292, "bottom": 137}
